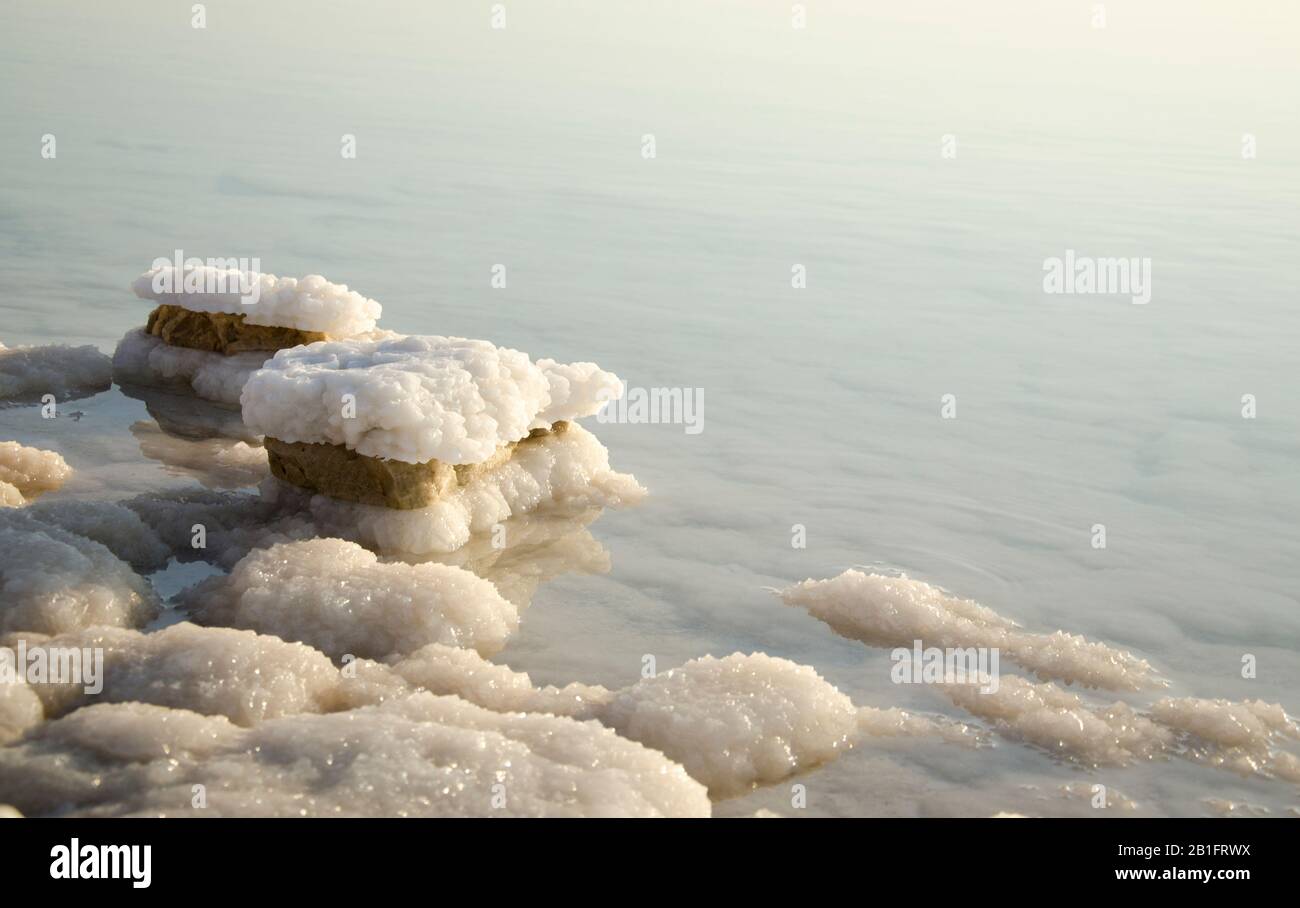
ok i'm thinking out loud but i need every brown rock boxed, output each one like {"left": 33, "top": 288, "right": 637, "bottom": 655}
{"left": 146, "top": 305, "right": 327, "bottom": 355}
{"left": 264, "top": 422, "right": 568, "bottom": 510}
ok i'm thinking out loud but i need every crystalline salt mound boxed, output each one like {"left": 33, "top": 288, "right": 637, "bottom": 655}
{"left": 21, "top": 498, "right": 171, "bottom": 571}
{"left": 0, "top": 510, "right": 159, "bottom": 634}
{"left": 1, "top": 623, "right": 394, "bottom": 726}
{"left": 0, "top": 441, "right": 71, "bottom": 506}
{"left": 598, "top": 653, "right": 860, "bottom": 796}
{"left": 241, "top": 334, "right": 622, "bottom": 464}
{"left": 132, "top": 265, "right": 382, "bottom": 336}
{"left": 183, "top": 539, "right": 520, "bottom": 660}
{"left": 0, "top": 694, "right": 711, "bottom": 817}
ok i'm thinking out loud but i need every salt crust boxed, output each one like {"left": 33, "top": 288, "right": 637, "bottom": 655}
{"left": 241, "top": 334, "right": 621, "bottom": 464}
{"left": 0, "top": 694, "right": 710, "bottom": 817}
{"left": 132, "top": 265, "right": 382, "bottom": 336}
{"left": 112, "top": 328, "right": 268, "bottom": 407}
{"left": 0, "top": 341, "right": 112, "bottom": 403}
{"left": 183, "top": 539, "right": 520, "bottom": 659}
{"left": 780, "top": 569, "right": 1159, "bottom": 690}
{"left": 0, "top": 509, "right": 159, "bottom": 635}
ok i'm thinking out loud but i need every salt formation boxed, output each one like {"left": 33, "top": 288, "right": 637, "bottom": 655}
{"left": 0, "top": 510, "right": 159, "bottom": 634}
{"left": 0, "top": 441, "right": 71, "bottom": 507}
{"left": 183, "top": 539, "right": 520, "bottom": 659}
{"left": 21, "top": 498, "right": 171, "bottom": 572}
{"left": 112, "top": 329, "right": 277, "bottom": 407}
{"left": 241, "top": 334, "right": 619, "bottom": 465}
{"left": 385, "top": 645, "right": 967, "bottom": 796}
{"left": 598, "top": 653, "right": 860, "bottom": 796}
{"left": 0, "top": 340, "right": 112, "bottom": 403}
{"left": 0, "top": 668, "right": 43, "bottom": 745}
{"left": 387, "top": 643, "right": 609, "bottom": 716}
{"left": 2, "top": 623, "right": 391, "bottom": 726}
{"left": 943, "top": 675, "right": 1173, "bottom": 765}
{"left": 115, "top": 265, "right": 383, "bottom": 405}
{"left": 261, "top": 422, "right": 644, "bottom": 555}
{"left": 1150, "top": 696, "right": 1300, "bottom": 782}
{"left": 0, "top": 694, "right": 711, "bottom": 818}
{"left": 133, "top": 264, "right": 382, "bottom": 338}
{"left": 943, "top": 674, "right": 1300, "bottom": 781}
{"left": 780, "top": 569, "right": 1159, "bottom": 690}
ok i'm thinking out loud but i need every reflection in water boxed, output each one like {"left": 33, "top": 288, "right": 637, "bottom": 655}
{"left": 129, "top": 421, "right": 267, "bottom": 490}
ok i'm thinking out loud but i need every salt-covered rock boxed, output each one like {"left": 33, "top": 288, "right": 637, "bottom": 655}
{"left": 144, "top": 304, "right": 325, "bottom": 354}
{"left": 112, "top": 328, "right": 269, "bottom": 407}
{"left": 132, "top": 265, "right": 382, "bottom": 336}
{"left": 267, "top": 423, "right": 645, "bottom": 555}
{"left": 241, "top": 334, "right": 621, "bottom": 464}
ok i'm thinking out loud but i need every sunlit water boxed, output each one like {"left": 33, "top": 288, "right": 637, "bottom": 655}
{"left": 2, "top": 1, "right": 1298, "bottom": 816}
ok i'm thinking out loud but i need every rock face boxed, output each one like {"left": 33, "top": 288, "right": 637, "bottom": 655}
{"left": 145, "top": 304, "right": 326, "bottom": 355}
{"left": 265, "top": 423, "right": 568, "bottom": 509}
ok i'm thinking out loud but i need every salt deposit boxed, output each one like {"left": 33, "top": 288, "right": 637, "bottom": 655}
{"left": 1150, "top": 696, "right": 1300, "bottom": 782}
{"left": 132, "top": 265, "right": 382, "bottom": 336}
{"left": 533, "top": 358, "right": 623, "bottom": 428}
{"left": 264, "top": 423, "right": 645, "bottom": 555}
{"left": 113, "top": 328, "right": 269, "bottom": 406}
{"left": 382, "top": 646, "right": 970, "bottom": 795}
{"left": 0, "top": 341, "right": 112, "bottom": 403}
{"left": 0, "top": 441, "right": 71, "bottom": 506}
{"left": 780, "top": 570, "right": 1159, "bottom": 690}
{"left": 240, "top": 334, "right": 621, "bottom": 464}
{"left": 855, "top": 706, "right": 986, "bottom": 746}
{"left": 21, "top": 498, "right": 171, "bottom": 571}
{"left": 943, "top": 674, "right": 1300, "bottom": 780}
{"left": 387, "top": 643, "right": 610, "bottom": 716}
{"left": 942, "top": 675, "right": 1173, "bottom": 765}
{"left": 1, "top": 623, "right": 382, "bottom": 725}
{"left": 0, "top": 510, "right": 159, "bottom": 634}
{"left": 184, "top": 539, "right": 520, "bottom": 659}
{"left": 0, "top": 694, "right": 711, "bottom": 817}
{"left": 0, "top": 669, "right": 42, "bottom": 745}
{"left": 598, "top": 653, "right": 860, "bottom": 796}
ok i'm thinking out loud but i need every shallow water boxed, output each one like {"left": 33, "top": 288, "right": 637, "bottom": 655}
{"left": 2, "top": 1, "right": 1298, "bottom": 816}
